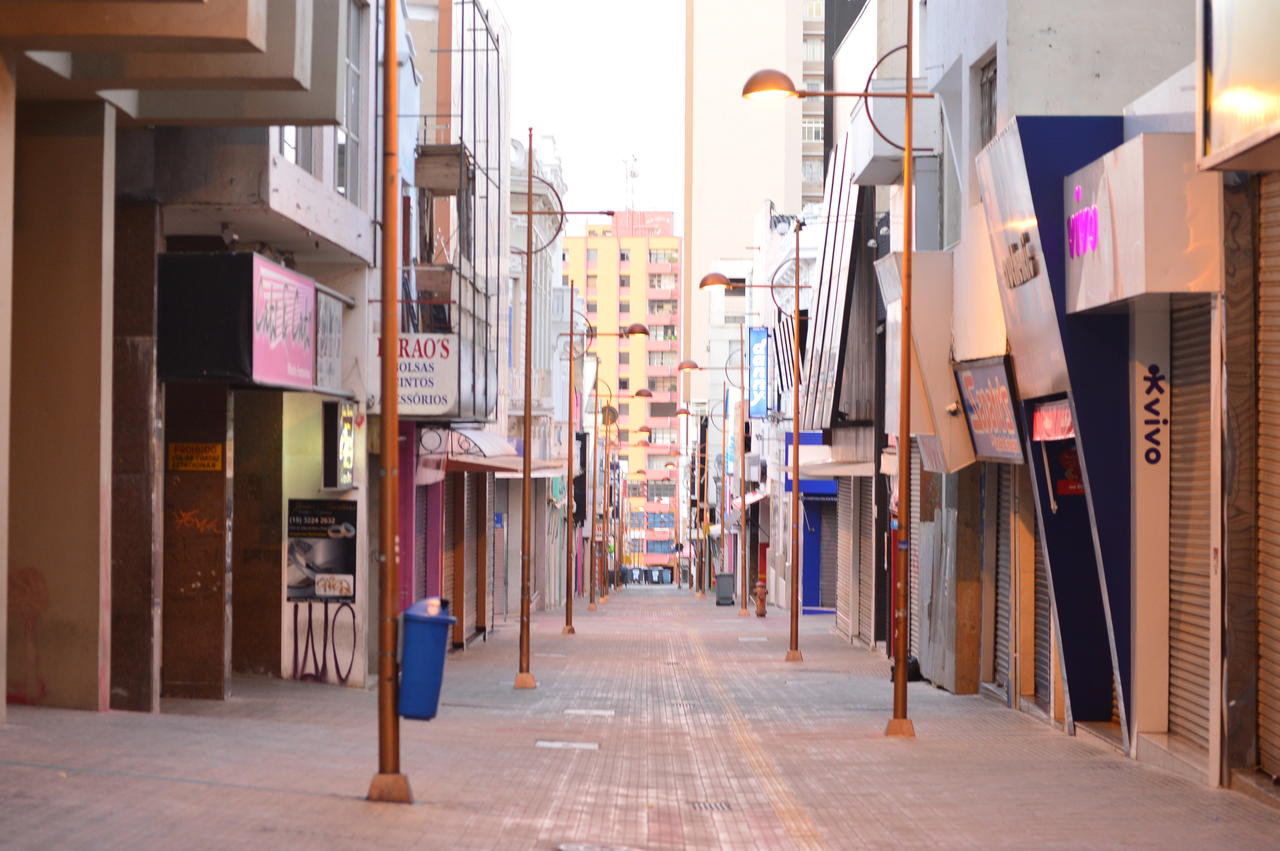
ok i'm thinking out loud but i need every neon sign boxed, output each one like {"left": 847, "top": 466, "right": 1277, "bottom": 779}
{"left": 1067, "top": 184, "right": 1099, "bottom": 259}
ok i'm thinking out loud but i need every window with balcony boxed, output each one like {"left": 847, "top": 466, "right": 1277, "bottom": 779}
{"left": 648, "top": 350, "right": 677, "bottom": 367}
{"left": 652, "top": 324, "right": 677, "bottom": 340}
{"left": 648, "top": 248, "right": 679, "bottom": 264}
{"left": 336, "top": 0, "right": 365, "bottom": 204}
{"left": 648, "top": 377, "right": 677, "bottom": 393}
{"left": 802, "top": 117, "right": 823, "bottom": 143}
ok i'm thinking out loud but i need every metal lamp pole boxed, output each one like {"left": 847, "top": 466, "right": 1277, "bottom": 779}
{"left": 563, "top": 283, "right": 577, "bottom": 635}
{"left": 515, "top": 128, "right": 537, "bottom": 691}
{"left": 588, "top": 390, "right": 601, "bottom": 611}
{"left": 368, "top": 0, "right": 411, "bottom": 804}
{"left": 738, "top": 322, "right": 750, "bottom": 617}
{"left": 786, "top": 219, "right": 803, "bottom": 663}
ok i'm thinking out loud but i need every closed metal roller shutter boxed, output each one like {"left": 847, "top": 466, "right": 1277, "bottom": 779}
{"left": 858, "top": 477, "right": 876, "bottom": 647}
{"left": 463, "top": 472, "right": 477, "bottom": 638}
{"left": 1169, "top": 298, "right": 1213, "bottom": 750}
{"left": 416, "top": 485, "right": 429, "bottom": 601}
{"left": 994, "top": 464, "right": 1013, "bottom": 693}
{"left": 483, "top": 474, "right": 494, "bottom": 632}
{"left": 1033, "top": 520, "right": 1052, "bottom": 709}
{"left": 1257, "top": 173, "right": 1280, "bottom": 776}
{"left": 835, "top": 478, "right": 856, "bottom": 641}
{"left": 820, "top": 502, "right": 838, "bottom": 608}
{"left": 910, "top": 441, "right": 922, "bottom": 658}
{"left": 442, "top": 473, "right": 457, "bottom": 606}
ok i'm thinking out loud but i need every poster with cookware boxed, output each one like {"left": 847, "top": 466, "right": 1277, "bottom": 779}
{"left": 287, "top": 499, "right": 357, "bottom": 602}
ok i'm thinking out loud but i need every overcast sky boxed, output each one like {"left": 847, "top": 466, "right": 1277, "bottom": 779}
{"left": 497, "top": 0, "right": 686, "bottom": 236}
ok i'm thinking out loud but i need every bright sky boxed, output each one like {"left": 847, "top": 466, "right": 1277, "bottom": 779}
{"left": 496, "top": 0, "right": 686, "bottom": 236}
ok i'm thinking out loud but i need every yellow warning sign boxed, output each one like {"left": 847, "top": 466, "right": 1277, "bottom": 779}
{"left": 168, "top": 442, "right": 223, "bottom": 472}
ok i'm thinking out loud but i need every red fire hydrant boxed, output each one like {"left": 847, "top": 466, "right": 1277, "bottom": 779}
{"left": 755, "top": 564, "right": 767, "bottom": 617}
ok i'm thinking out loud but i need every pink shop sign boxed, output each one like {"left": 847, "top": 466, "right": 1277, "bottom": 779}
{"left": 252, "top": 255, "right": 316, "bottom": 390}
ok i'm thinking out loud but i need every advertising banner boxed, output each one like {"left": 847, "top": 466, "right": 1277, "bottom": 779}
{"left": 371, "top": 332, "right": 459, "bottom": 417}
{"left": 287, "top": 499, "right": 357, "bottom": 602}
{"left": 315, "top": 290, "right": 344, "bottom": 391}
{"left": 953, "top": 357, "right": 1023, "bottom": 463}
{"left": 749, "top": 326, "right": 769, "bottom": 418}
{"left": 252, "top": 255, "right": 316, "bottom": 390}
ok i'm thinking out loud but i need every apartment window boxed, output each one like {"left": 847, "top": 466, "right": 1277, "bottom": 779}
{"left": 651, "top": 427, "right": 676, "bottom": 444}
{"left": 802, "top": 117, "right": 823, "bottom": 143}
{"left": 650, "top": 299, "right": 677, "bottom": 315}
{"left": 587, "top": 249, "right": 598, "bottom": 263}
{"left": 804, "top": 77, "right": 822, "bottom": 92}
{"left": 649, "top": 481, "right": 675, "bottom": 500}
{"left": 619, "top": 353, "right": 630, "bottom": 365}
{"left": 725, "top": 314, "right": 746, "bottom": 325}
{"left": 336, "top": 0, "right": 365, "bottom": 203}
{"left": 650, "top": 402, "right": 677, "bottom": 417}
{"left": 620, "top": 403, "right": 630, "bottom": 416}
{"left": 805, "top": 0, "right": 824, "bottom": 19}
{"left": 648, "top": 249, "right": 678, "bottom": 264}
{"left": 586, "top": 275, "right": 598, "bottom": 288}
{"left": 619, "top": 274, "right": 630, "bottom": 288}
{"left": 586, "top": 300, "right": 598, "bottom": 313}
{"left": 618, "top": 428, "right": 630, "bottom": 443}
{"left": 619, "top": 301, "right": 631, "bottom": 314}
{"left": 804, "top": 37, "right": 823, "bottom": 63}
{"left": 648, "top": 350, "right": 677, "bottom": 367}
{"left": 619, "top": 378, "right": 630, "bottom": 391}
{"left": 648, "top": 377, "right": 677, "bottom": 393}
{"left": 627, "top": 481, "right": 646, "bottom": 498}
{"left": 802, "top": 157, "right": 823, "bottom": 184}
{"left": 620, "top": 249, "right": 631, "bottom": 263}
{"left": 561, "top": 275, "right": 569, "bottom": 286}
{"left": 978, "top": 56, "right": 997, "bottom": 148}
{"left": 279, "top": 127, "right": 315, "bottom": 173}
{"left": 652, "top": 324, "right": 677, "bottom": 340}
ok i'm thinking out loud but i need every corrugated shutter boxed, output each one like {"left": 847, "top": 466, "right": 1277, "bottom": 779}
{"left": 1257, "top": 173, "right": 1280, "bottom": 776}
{"left": 442, "top": 474, "right": 457, "bottom": 606}
{"left": 820, "top": 502, "right": 838, "bottom": 608}
{"left": 483, "top": 474, "right": 494, "bottom": 632}
{"left": 994, "top": 464, "right": 1013, "bottom": 693}
{"left": 416, "top": 485, "right": 429, "bottom": 600}
{"left": 1033, "top": 520, "right": 1051, "bottom": 708}
{"left": 463, "top": 472, "right": 477, "bottom": 638}
{"left": 1169, "top": 298, "right": 1213, "bottom": 750}
{"left": 910, "top": 441, "right": 922, "bottom": 658}
{"left": 858, "top": 477, "right": 876, "bottom": 647}
{"left": 835, "top": 478, "right": 855, "bottom": 641}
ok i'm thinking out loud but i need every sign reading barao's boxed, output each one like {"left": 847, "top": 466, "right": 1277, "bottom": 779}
{"left": 371, "top": 332, "right": 459, "bottom": 417}
{"left": 953, "top": 357, "right": 1023, "bottom": 463}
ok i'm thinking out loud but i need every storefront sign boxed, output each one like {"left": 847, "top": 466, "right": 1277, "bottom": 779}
{"left": 287, "top": 499, "right": 357, "bottom": 602}
{"left": 749, "top": 326, "right": 769, "bottom": 418}
{"left": 953, "top": 357, "right": 1023, "bottom": 463}
{"left": 322, "top": 400, "right": 357, "bottom": 490}
{"left": 167, "top": 442, "right": 223, "bottom": 472}
{"left": 372, "top": 333, "right": 459, "bottom": 417}
{"left": 1032, "top": 399, "right": 1075, "bottom": 441}
{"left": 252, "top": 255, "right": 315, "bottom": 389}
{"left": 315, "top": 291, "right": 344, "bottom": 391}
{"left": 1201, "top": 0, "right": 1280, "bottom": 168}
{"left": 1001, "top": 232, "right": 1040, "bottom": 288}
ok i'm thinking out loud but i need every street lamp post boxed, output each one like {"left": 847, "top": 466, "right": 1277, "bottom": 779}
{"left": 562, "top": 284, "right": 578, "bottom": 635}
{"left": 742, "top": 0, "right": 924, "bottom": 733}
{"left": 737, "top": 322, "right": 750, "bottom": 617}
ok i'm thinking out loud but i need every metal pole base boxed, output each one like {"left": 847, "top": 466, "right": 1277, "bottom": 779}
{"left": 600, "top": 595, "right": 610, "bottom": 603}
{"left": 885, "top": 717, "right": 916, "bottom": 738}
{"left": 737, "top": 608, "right": 750, "bottom": 617}
{"left": 367, "top": 773, "right": 413, "bottom": 804}
{"left": 562, "top": 625, "right": 576, "bottom": 635}
{"left": 784, "top": 649, "right": 804, "bottom": 662}
{"left": 696, "top": 591, "right": 706, "bottom": 599}
{"left": 514, "top": 672, "right": 537, "bottom": 689}
{"left": 587, "top": 602, "right": 598, "bottom": 611}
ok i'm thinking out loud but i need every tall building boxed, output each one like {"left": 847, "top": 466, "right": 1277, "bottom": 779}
{"left": 563, "top": 213, "right": 682, "bottom": 580}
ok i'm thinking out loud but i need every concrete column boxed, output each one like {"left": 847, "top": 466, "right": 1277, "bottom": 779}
{"left": 9, "top": 101, "right": 115, "bottom": 711}
{"left": 0, "top": 53, "right": 14, "bottom": 724}
{"left": 110, "top": 200, "right": 164, "bottom": 712}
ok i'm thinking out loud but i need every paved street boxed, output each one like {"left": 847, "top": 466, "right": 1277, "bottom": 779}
{"left": 3, "top": 585, "right": 1279, "bottom": 849}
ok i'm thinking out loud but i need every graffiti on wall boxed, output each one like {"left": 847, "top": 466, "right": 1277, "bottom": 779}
{"left": 291, "top": 601, "right": 357, "bottom": 684}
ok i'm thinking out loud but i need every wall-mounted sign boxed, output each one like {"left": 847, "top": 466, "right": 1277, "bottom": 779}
{"left": 315, "top": 291, "right": 344, "bottom": 391}
{"left": 953, "top": 357, "right": 1023, "bottom": 463}
{"left": 1000, "top": 232, "right": 1040, "bottom": 289}
{"left": 287, "top": 499, "right": 357, "bottom": 602}
{"left": 1201, "top": 0, "right": 1280, "bottom": 168}
{"left": 371, "top": 333, "right": 459, "bottom": 417}
{"left": 749, "top": 326, "right": 769, "bottom": 418}
{"left": 1032, "top": 398, "right": 1075, "bottom": 442}
{"left": 323, "top": 400, "right": 357, "bottom": 490}
{"left": 252, "top": 255, "right": 316, "bottom": 389}
{"left": 167, "top": 442, "right": 223, "bottom": 472}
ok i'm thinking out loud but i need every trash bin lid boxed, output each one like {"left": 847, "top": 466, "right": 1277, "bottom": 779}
{"left": 404, "top": 597, "right": 457, "bottom": 624}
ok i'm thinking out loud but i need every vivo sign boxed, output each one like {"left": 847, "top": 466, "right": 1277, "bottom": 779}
{"left": 1067, "top": 185, "right": 1099, "bottom": 259}
{"left": 749, "top": 327, "right": 769, "bottom": 418}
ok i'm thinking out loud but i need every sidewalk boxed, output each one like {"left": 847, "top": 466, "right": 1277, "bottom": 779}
{"left": 3, "top": 585, "right": 1279, "bottom": 849}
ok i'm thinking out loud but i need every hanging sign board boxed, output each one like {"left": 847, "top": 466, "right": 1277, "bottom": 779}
{"left": 371, "top": 332, "right": 459, "bottom": 417}
{"left": 953, "top": 357, "right": 1023, "bottom": 463}
{"left": 749, "top": 326, "right": 769, "bottom": 418}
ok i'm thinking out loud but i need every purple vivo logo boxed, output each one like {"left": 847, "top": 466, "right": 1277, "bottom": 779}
{"left": 1068, "top": 185, "right": 1099, "bottom": 259}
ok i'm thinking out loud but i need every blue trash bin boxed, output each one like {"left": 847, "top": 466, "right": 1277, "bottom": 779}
{"left": 398, "top": 597, "right": 456, "bottom": 720}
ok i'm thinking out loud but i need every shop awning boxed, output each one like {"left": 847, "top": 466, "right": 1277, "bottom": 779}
{"left": 416, "top": 426, "right": 525, "bottom": 479}
{"left": 731, "top": 490, "right": 768, "bottom": 510}
{"left": 494, "top": 462, "right": 566, "bottom": 479}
